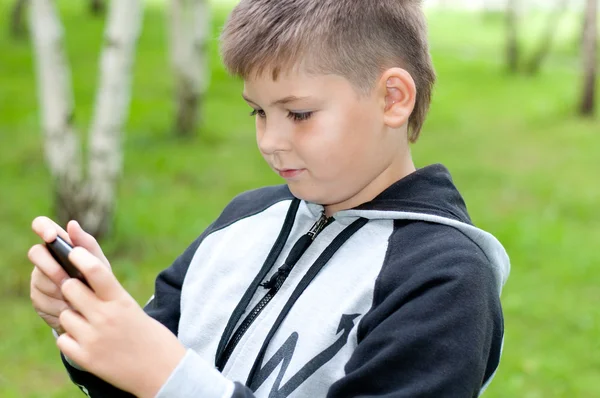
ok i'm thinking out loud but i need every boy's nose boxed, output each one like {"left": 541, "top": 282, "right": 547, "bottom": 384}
{"left": 257, "top": 123, "right": 292, "bottom": 155}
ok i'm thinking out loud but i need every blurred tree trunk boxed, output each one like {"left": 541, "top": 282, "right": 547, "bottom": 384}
{"left": 525, "top": 0, "right": 569, "bottom": 75}
{"left": 85, "top": 0, "right": 144, "bottom": 237}
{"left": 169, "top": 0, "right": 210, "bottom": 138}
{"left": 10, "top": 0, "right": 29, "bottom": 38}
{"left": 29, "top": 0, "right": 84, "bottom": 229}
{"left": 13, "top": 0, "right": 105, "bottom": 39}
{"left": 580, "top": 0, "right": 597, "bottom": 116}
{"left": 89, "top": 0, "right": 105, "bottom": 15}
{"left": 29, "top": 0, "right": 144, "bottom": 239}
{"left": 506, "top": 0, "right": 520, "bottom": 73}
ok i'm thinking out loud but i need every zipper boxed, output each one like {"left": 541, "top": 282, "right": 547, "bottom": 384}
{"left": 245, "top": 217, "right": 368, "bottom": 388}
{"left": 216, "top": 212, "right": 332, "bottom": 371}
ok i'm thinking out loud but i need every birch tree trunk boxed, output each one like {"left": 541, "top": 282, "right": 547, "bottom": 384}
{"left": 525, "top": 0, "right": 569, "bottom": 75}
{"left": 85, "top": 0, "right": 143, "bottom": 237}
{"left": 169, "top": 0, "right": 210, "bottom": 137}
{"left": 506, "top": 0, "right": 520, "bottom": 73}
{"left": 29, "top": 0, "right": 85, "bottom": 218}
{"left": 29, "top": 0, "right": 143, "bottom": 238}
{"left": 580, "top": 0, "right": 597, "bottom": 116}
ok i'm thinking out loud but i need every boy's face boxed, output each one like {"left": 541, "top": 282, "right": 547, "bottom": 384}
{"left": 243, "top": 69, "right": 412, "bottom": 214}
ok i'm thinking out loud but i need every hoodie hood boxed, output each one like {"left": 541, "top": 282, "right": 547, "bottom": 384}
{"left": 306, "top": 164, "right": 510, "bottom": 295}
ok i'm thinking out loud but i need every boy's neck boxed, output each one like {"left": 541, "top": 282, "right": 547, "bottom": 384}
{"left": 323, "top": 153, "right": 416, "bottom": 217}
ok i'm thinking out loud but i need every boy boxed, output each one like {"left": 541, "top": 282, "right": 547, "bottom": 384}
{"left": 29, "top": 0, "right": 510, "bottom": 397}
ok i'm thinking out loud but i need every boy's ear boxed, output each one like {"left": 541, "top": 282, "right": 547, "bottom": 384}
{"left": 379, "top": 68, "right": 417, "bottom": 129}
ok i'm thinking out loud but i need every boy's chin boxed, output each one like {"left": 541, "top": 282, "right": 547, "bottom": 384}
{"left": 286, "top": 183, "right": 330, "bottom": 207}
{"left": 286, "top": 184, "right": 318, "bottom": 203}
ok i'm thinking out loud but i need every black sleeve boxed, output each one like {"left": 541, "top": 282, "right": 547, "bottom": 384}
{"left": 327, "top": 221, "right": 504, "bottom": 398}
{"left": 61, "top": 234, "right": 205, "bottom": 397}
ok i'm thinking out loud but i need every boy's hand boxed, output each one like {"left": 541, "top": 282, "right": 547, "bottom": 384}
{"left": 56, "top": 247, "right": 186, "bottom": 398}
{"left": 29, "top": 217, "right": 110, "bottom": 334}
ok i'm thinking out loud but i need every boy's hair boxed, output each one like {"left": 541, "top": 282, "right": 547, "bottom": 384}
{"left": 220, "top": 0, "right": 436, "bottom": 142}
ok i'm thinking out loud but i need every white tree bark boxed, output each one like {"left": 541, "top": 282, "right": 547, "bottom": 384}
{"left": 29, "top": 0, "right": 143, "bottom": 237}
{"left": 29, "top": 0, "right": 83, "bottom": 186}
{"left": 86, "top": 0, "right": 143, "bottom": 234}
{"left": 169, "top": 0, "right": 210, "bottom": 136}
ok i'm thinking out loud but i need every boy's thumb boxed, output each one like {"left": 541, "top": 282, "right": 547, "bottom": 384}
{"left": 67, "top": 220, "right": 110, "bottom": 268}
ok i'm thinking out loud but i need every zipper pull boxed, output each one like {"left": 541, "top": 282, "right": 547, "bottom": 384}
{"left": 260, "top": 234, "right": 312, "bottom": 290}
{"left": 260, "top": 214, "right": 332, "bottom": 291}
{"left": 308, "top": 212, "right": 331, "bottom": 240}
{"left": 259, "top": 264, "right": 292, "bottom": 291}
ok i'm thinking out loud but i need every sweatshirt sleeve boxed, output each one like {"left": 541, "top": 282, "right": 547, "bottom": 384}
{"left": 327, "top": 222, "right": 505, "bottom": 398}
{"left": 153, "top": 348, "right": 266, "bottom": 397}
{"left": 60, "top": 233, "right": 205, "bottom": 397}
{"left": 59, "top": 188, "right": 295, "bottom": 397}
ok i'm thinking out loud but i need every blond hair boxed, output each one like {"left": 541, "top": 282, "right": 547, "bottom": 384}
{"left": 220, "top": 0, "right": 436, "bottom": 142}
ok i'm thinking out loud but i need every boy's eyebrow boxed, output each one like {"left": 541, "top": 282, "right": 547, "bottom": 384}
{"left": 242, "top": 94, "right": 311, "bottom": 106}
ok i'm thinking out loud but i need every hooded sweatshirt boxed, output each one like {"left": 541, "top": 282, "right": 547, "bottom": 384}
{"left": 61, "top": 164, "right": 510, "bottom": 398}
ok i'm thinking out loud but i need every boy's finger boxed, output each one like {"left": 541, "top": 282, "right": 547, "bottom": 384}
{"left": 32, "top": 216, "right": 71, "bottom": 244}
{"left": 31, "top": 266, "right": 64, "bottom": 300}
{"left": 59, "top": 308, "right": 90, "bottom": 335}
{"left": 68, "top": 247, "right": 122, "bottom": 301}
{"left": 31, "top": 286, "right": 70, "bottom": 316}
{"left": 60, "top": 278, "right": 99, "bottom": 319}
{"left": 56, "top": 332, "right": 85, "bottom": 369}
{"left": 28, "top": 244, "right": 70, "bottom": 287}
{"left": 67, "top": 220, "right": 110, "bottom": 268}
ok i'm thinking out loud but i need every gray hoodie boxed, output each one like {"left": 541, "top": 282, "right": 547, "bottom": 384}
{"left": 61, "top": 164, "right": 510, "bottom": 397}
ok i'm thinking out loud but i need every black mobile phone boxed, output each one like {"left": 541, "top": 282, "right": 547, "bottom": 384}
{"left": 45, "top": 236, "right": 90, "bottom": 287}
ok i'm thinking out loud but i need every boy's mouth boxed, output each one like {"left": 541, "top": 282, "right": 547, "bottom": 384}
{"left": 276, "top": 168, "right": 305, "bottom": 179}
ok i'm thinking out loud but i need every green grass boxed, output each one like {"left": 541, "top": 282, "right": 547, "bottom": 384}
{"left": 1, "top": 1, "right": 598, "bottom": 396}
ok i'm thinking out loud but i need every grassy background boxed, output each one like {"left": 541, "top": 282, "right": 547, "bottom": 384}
{"left": 1, "top": 1, "right": 598, "bottom": 396}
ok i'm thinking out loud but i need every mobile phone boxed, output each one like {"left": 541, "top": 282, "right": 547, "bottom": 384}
{"left": 46, "top": 236, "right": 90, "bottom": 287}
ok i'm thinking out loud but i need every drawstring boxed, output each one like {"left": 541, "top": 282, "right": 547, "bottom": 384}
{"left": 260, "top": 213, "right": 332, "bottom": 291}
{"left": 246, "top": 217, "right": 369, "bottom": 388}
{"left": 259, "top": 234, "right": 312, "bottom": 290}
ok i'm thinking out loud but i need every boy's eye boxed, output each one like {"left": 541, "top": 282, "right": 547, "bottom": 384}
{"left": 287, "top": 111, "right": 313, "bottom": 122}
{"left": 250, "top": 109, "right": 266, "bottom": 118}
